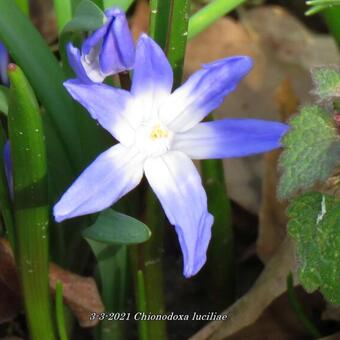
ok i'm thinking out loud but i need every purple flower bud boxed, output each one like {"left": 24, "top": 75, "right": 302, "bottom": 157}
{"left": 3, "top": 140, "right": 13, "bottom": 199}
{"left": 0, "top": 42, "right": 9, "bottom": 86}
{"left": 67, "top": 8, "right": 135, "bottom": 83}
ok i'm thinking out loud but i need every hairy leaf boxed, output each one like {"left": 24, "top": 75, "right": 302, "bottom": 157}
{"left": 288, "top": 192, "right": 340, "bottom": 304}
{"left": 278, "top": 105, "right": 340, "bottom": 199}
{"left": 312, "top": 67, "right": 340, "bottom": 100}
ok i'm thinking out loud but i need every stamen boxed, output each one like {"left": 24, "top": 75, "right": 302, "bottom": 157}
{"left": 150, "top": 124, "right": 168, "bottom": 140}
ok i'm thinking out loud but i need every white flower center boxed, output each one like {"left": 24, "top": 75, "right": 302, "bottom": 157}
{"left": 135, "top": 120, "right": 173, "bottom": 157}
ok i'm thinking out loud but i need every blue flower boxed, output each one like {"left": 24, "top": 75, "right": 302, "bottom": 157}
{"left": 67, "top": 8, "right": 135, "bottom": 83}
{"left": 0, "top": 42, "right": 9, "bottom": 86}
{"left": 54, "top": 34, "right": 288, "bottom": 277}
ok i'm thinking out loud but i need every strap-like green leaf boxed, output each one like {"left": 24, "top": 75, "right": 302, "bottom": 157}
{"left": 8, "top": 64, "right": 56, "bottom": 340}
{"left": 0, "top": 0, "right": 81, "bottom": 171}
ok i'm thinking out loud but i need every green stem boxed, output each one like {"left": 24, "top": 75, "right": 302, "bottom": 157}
{"left": 323, "top": 7, "right": 340, "bottom": 49}
{"left": 55, "top": 281, "right": 69, "bottom": 340}
{"left": 8, "top": 64, "right": 56, "bottom": 340}
{"left": 53, "top": 0, "right": 73, "bottom": 33}
{"left": 137, "top": 270, "right": 149, "bottom": 340}
{"left": 143, "top": 190, "right": 167, "bottom": 340}
{"left": 286, "top": 273, "right": 322, "bottom": 338}
{"left": 98, "top": 244, "right": 127, "bottom": 340}
{"left": 166, "top": 0, "right": 190, "bottom": 88}
{"left": 149, "top": 0, "right": 171, "bottom": 50}
{"left": 188, "top": 0, "right": 246, "bottom": 40}
{"left": 201, "top": 146, "right": 234, "bottom": 309}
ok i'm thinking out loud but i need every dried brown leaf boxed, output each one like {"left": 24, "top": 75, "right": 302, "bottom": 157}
{"left": 0, "top": 239, "right": 22, "bottom": 323}
{"left": 190, "top": 237, "right": 297, "bottom": 340}
{"left": 257, "top": 78, "right": 298, "bottom": 262}
{"left": 0, "top": 238, "right": 104, "bottom": 328}
{"left": 49, "top": 263, "right": 104, "bottom": 328}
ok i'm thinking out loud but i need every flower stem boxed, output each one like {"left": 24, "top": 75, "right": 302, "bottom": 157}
{"left": 166, "top": 0, "right": 190, "bottom": 88}
{"left": 188, "top": 0, "right": 246, "bottom": 40}
{"left": 201, "top": 153, "right": 234, "bottom": 308}
{"left": 142, "top": 190, "right": 167, "bottom": 339}
{"left": 137, "top": 270, "right": 149, "bottom": 340}
{"left": 149, "top": 0, "right": 171, "bottom": 50}
{"left": 8, "top": 64, "right": 56, "bottom": 340}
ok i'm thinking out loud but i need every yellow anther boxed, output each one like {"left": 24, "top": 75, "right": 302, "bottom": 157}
{"left": 150, "top": 124, "right": 168, "bottom": 140}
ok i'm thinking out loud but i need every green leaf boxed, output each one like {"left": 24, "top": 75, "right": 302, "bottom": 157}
{"left": 8, "top": 64, "right": 56, "bottom": 340}
{"left": 0, "top": 0, "right": 82, "bottom": 170}
{"left": 0, "top": 85, "right": 8, "bottom": 115}
{"left": 188, "top": 0, "right": 246, "bottom": 39}
{"left": 288, "top": 192, "right": 340, "bottom": 305}
{"left": 82, "top": 209, "right": 151, "bottom": 245}
{"left": 14, "top": 0, "right": 29, "bottom": 15}
{"left": 84, "top": 223, "right": 130, "bottom": 339}
{"left": 312, "top": 67, "right": 340, "bottom": 100}
{"left": 83, "top": 207, "right": 152, "bottom": 338}
{"left": 278, "top": 105, "right": 340, "bottom": 199}
{"left": 62, "top": 0, "right": 105, "bottom": 34}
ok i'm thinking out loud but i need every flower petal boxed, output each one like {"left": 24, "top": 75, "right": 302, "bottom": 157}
{"left": 144, "top": 152, "right": 213, "bottom": 277}
{"left": 131, "top": 34, "right": 173, "bottom": 118}
{"left": 54, "top": 144, "right": 144, "bottom": 222}
{"left": 100, "top": 10, "right": 135, "bottom": 74}
{"left": 66, "top": 43, "right": 92, "bottom": 83}
{"left": 172, "top": 118, "right": 289, "bottom": 159}
{"left": 64, "top": 79, "right": 136, "bottom": 146}
{"left": 82, "top": 22, "right": 109, "bottom": 56}
{"left": 160, "top": 56, "right": 253, "bottom": 132}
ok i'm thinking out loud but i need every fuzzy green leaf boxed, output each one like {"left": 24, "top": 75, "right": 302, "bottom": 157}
{"left": 288, "top": 192, "right": 340, "bottom": 304}
{"left": 82, "top": 209, "right": 151, "bottom": 245}
{"left": 312, "top": 67, "right": 340, "bottom": 100}
{"left": 278, "top": 105, "right": 340, "bottom": 199}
